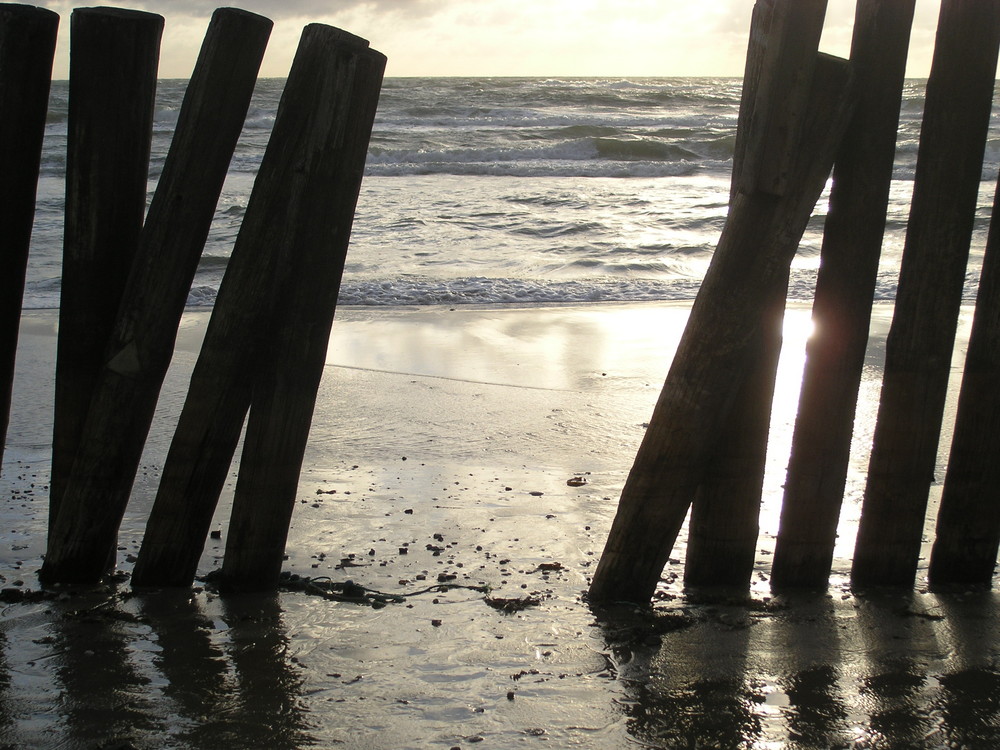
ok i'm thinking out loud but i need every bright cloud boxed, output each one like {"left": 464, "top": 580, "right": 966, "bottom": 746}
{"left": 30, "top": 0, "right": 943, "bottom": 79}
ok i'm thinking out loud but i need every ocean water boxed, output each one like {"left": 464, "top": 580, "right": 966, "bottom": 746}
{"left": 23, "top": 76, "right": 1000, "bottom": 309}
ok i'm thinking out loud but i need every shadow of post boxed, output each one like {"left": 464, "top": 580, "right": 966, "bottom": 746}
{"left": 766, "top": 593, "right": 850, "bottom": 745}
{"left": 591, "top": 599, "right": 762, "bottom": 748}
{"left": 49, "top": 588, "right": 162, "bottom": 748}
{"left": 929, "top": 592, "right": 1000, "bottom": 746}
{"left": 218, "top": 593, "right": 314, "bottom": 749}
{"left": 591, "top": 592, "right": 892, "bottom": 747}
{"left": 137, "top": 590, "right": 230, "bottom": 748}
{"left": 854, "top": 590, "right": 945, "bottom": 745}
{"left": 137, "top": 589, "right": 313, "bottom": 748}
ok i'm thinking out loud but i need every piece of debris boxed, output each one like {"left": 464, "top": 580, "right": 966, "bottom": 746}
{"left": 485, "top": 595, "right": 542, "bottom": 613}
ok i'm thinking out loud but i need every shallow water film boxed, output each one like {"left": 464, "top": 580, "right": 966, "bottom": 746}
{"left": 3, "top": 304, "right": 998, "bottom": 748}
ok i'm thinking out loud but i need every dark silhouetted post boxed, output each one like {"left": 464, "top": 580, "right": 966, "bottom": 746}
{"left": 683, "top": 275, "right": 787, "bottom": 590}
{"left": 851, "top": 0, "right": 1000, "bottom": 588}
{"left": 928, "top": 177, "right": 1000, "bottom": 587}
{"left": 736, "top": 0, "right": 828, "bottom": 197}
{"left": 0, "top": 4, "right": 58, "bottom": 471}
{"left": 772, "top": 0, "right": 916, "bottom": 589}
{"left": 683, "top": 0, "right": 801, "bottom": 590}
{"left": 40, "top": 8, "right": 272, "bottom": 584}
{"left": 589, "top": 52, "right": 855, "bottom": 605}
{"left": 133, "top": 26, "right": 385, "bottom": 590}
{"left": 221, "top": 33, "right": 386, "bottom": 593}
{"left": 50, "top": 7, "right": 163, "bottom": 538}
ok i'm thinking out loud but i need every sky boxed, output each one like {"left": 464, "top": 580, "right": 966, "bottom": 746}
{"left": 30, "top": 0, "right": 945, "bottom": 79}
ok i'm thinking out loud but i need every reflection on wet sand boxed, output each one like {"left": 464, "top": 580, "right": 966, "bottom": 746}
{"left": 596, "top": 591, "right": 1000, "bottom": 748}
{"left": 856, "top": 592, "right": 942, "bottom": 745}
{"left": 930, "top": 593, "right": 1000, "bottom": 747}
{"left": 596, "top": 601, "right": 762, "bottom": 747}
{"left": 218, "top": 594, "right": 314, "bottom": 749}
{"left": 770, "top": 596, "right": 849, "bottom": 744}
{"left": 138, "top": 591, "right": 231, "bottom": 748}
{"left": 0, "top": 587, "right": 312, "bottom": 748}
{"left": 51, "top": 590, "right": 162, "bottom": 747}
{"left": 141, "top": 591, "right": 315, "bottom": 748}
{"left": 1, "top": 583, "right": 1000, "bottom": 746}
{"left": 854, "top": 592, "right": 1000, "bottom": 746}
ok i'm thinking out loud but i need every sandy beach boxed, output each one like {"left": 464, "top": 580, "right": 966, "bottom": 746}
{"left": 3, "top": 301, "right": 999, "bottom": 749}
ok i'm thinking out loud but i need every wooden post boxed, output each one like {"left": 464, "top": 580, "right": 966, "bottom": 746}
{"left": 772, "top": 0, "right": 916, "bottom": 589}
{"left": 221, "top": 33, "right": 386, "bottom": 593}
{"left": 683, "top": 274, "right": 787, "bottom": 590}
{"left": 133, "top": 26, "right": 385, "bottom": 590}
{"left": 0, "top": 5, "right": 59, "bottom": 472}
{"left": 730, "top": 0, "right": 774, "bottom": 200}
{"left": 39, "top": 8, "right": 272, "bottom": 584}
{"left": 736, "top": 0, "right": 828, "bottom": 196}
{"left": 588, "top": 53, "right": 855, "bottom": 606}
{"left": 851, "top": 0, "right": 1000, "bottom": 588}
{"left": 928, "top": 176, "right": 1000, "bottom": 587}
{"left": 50, "top": 8, "right": 163, "bottom": 539}
{"left": 684, "top": 0, "right": 791, "bottom": 590}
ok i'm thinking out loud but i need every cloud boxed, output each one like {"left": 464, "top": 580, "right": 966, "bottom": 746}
{"left": 34, "top": 0, "right": 436, "bottom": 20}
{"left": 31, "top": 0, "right": 941, "bottom": 79}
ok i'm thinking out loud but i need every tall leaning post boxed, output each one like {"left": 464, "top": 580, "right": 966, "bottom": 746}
{"left": 40, "top": 9, "right": 272, "bottom": 585}
{"left": 0, "top": 4, "right": 59, "bottom": 473}
{"left": 851, "top": 0, "right": 1000, "bottom": 588}
{"left": 588, "top": 51, "right": 855, "bottom": 606}
{"left": 221, "top": 30, "right": 386, "bottom": 593}
{"left": 133, "top": 27, "right": 384, "bottom": 589}
{"left": 928, "top": 175, "right": 1000, "bottom": 588}
{"left": 771, "top": 0, "right": 915, "bottom": 590}
{"left": 50, "top": 8, "right": 163, "bottom": 538}
{"left": 684, "top": 0, "right": 827, "bottom": 590}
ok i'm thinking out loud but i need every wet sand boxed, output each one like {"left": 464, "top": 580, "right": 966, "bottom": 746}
{"left": 2, "top": 302, "right": 999, "bottom": 748}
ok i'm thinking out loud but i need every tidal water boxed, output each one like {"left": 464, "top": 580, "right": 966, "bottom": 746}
{"left": 23, "top": 76, "right": 1000, "bottom": 310}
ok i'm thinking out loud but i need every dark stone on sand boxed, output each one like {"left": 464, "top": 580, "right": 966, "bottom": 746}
{"left": 0, "top": 588, "right": 24, "bottom": 603}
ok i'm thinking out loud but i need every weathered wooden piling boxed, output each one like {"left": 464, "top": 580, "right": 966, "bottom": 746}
{"left": 682, "top": 281, "right": 786, "bottom": 590}
{"left": 132, "top": 26, "right": 385, "bottom": 590}
{"left": 589, "top": 51, "right": 855, "bottom": 605}
{"left": 0, "top": 4, "right": 59, "bottom": 472}
{"left": 851, "top": 0, "right": 1000, "bottom": 588}
{"left": 736, "top": 0, "right": 828, "bottom": 197}
{"left": 50, "top": 8, "right": 163, "bottom": 538}
{"left": 221, "top": 38, "right": 385, "bottom": 592}
{"left": 730, "top": 0, "right": 774, "bottom": 201}
{"left": 927, "top": 177, "right": 1000, "bottom": 587}
{"left": 683, "top": 0, "right": 807, "bottom": 590}
{"left": 40, "top": 8, "right": 272, "bottom": 584}
{"left": 771, "top": 0, "right": 915, "bottom": 589}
